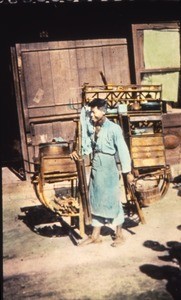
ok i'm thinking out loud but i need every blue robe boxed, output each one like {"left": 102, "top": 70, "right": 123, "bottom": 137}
{"left": 81, "top": 116, "right": 132, "bottom": 225}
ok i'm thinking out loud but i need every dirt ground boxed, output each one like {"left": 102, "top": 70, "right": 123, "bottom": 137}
{"left": 2, "top": 166, "right": 181, "bottom": 300}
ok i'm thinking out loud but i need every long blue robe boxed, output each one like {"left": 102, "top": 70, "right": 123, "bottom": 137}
{"left": 89, "top": 118, "right": 131, "bottom": 223}
{"left": 88, "top": 118, "right": 131, "bottom": 222}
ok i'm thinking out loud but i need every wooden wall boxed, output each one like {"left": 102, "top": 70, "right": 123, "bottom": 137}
{"left": 163, "top": 113, "right": 181, "bottom": 177}
{"left": 1, "top": 2, "right": 180, "bottom": 179}
{"left": 12, "top": 39, "right": 130, "bottom": 178}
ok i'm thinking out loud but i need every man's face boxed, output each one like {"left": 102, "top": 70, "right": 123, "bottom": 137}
{"left": 90, "top": 106, "right": 105, "bottom": 124}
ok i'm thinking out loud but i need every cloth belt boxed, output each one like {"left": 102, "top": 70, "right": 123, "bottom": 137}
{"left": 94, "top": 151, "right": 115, "bottom": 156}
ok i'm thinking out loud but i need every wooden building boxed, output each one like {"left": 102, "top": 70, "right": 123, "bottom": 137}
{"left": 0, "top": 1, "right": 180, "bottom": 180}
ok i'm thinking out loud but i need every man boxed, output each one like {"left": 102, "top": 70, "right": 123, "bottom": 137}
{"left": 71, "top": 98, "right": 134, "bottom": 247}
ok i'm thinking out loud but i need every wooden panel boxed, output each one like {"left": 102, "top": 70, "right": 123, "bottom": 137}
{"left": 132, "top": 145, "right": 164, "bottom": 152}
{"left": 18, "top": 38, "right": 130, "bottom": 121}
{"left": 163, "top": 112, "right": 181, "bottom": 167}
{"left": 131, "top": 136, "right": 164, "bottom": 147}
{"left": 133, "top": 157, "right": 166, "bottom": 168}
{"left": 22, "top": 51, "right": 55, "bottom": 108}
{"left": 31, "top": 121, "right": 77, "bottom": 146}
{"left": 42, "top": 157, "right": 77, "bottom": 174}
{"left": 131, "top": 136, "right": 166, "bottom": 167}
{"left": 19, "top": 40, "right": 129, "bottom": 112}
{"left": 11, "top": 47, "right": 30, "bottom": 178}
{"left": 76, "top": 43, "right": 130, "bottom": 87}
{"left": 165, "top": 147, "right": 181, "bottom": 166}
{"left": 132, "top": 150, "right": 165, "bottom": 159}
{"left": 163, "top": 113, "right": 181, "bottom": 128}
{"left": 13, "top": 38, "right": 130, "bottom": 178}
{"left": 130, "top": 115, "right": 162, "bottom": 122}
{"left": 103, "top": 44, "right": 130, "bottom": 85}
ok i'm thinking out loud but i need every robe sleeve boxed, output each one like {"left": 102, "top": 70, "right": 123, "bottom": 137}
{"left": 113, "top": 125, "right": 132, "bottom": 173}
{"left": 80, "top": 106, "right": 94, "bottom": 155}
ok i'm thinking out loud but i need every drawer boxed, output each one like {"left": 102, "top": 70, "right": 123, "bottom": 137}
{"left": 131, "top": 136, "right": 164, "bottom": 147}
{"left": 42, "top": 156, "right": 77, "bottom": 174}
{"left": 130, "top": 136, "right": 166, "bottom": 167}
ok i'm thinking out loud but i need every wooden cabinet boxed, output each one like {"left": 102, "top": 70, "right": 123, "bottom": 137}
{"left": 127, "top": 114, "right": 166, "bottom": 169}
{"left": 121, "top": 110, "right": 171, "bottom": 206}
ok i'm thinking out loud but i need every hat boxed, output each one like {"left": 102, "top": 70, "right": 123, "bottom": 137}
{"left": 88, "top": 98, "right": 107, "bottom": 108}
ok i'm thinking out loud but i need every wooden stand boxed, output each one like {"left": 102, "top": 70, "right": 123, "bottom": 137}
{"left": 83, "top": 84, "right": 171, "bottom": 223}
{"left": 32, "top": 142, "right": 91, "bottom": 239}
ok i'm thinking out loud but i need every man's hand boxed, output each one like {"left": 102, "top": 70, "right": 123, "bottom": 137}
{"left": 70, "top": 150, "right": 79, "bottom": 160}
{"left": 127, "top": 172, "right": 134, "bottom": 184}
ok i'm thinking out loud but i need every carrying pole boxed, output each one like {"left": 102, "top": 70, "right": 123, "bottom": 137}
{"left": 76, "top": 158, "right": 92, "bottom": 225}
{"left": 128, "top": 182, "right": 146, "bottom": 224}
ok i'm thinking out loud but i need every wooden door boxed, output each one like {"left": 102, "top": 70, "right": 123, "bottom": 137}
{"left": 11, "top": 39, "right": 130, "bottom": 179}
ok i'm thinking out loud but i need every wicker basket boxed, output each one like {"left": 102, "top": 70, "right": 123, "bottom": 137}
{"left": 136, "top": 186, "right": 161, "bottom": 205}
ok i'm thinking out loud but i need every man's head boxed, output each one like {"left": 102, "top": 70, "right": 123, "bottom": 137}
{"left": 88, "top": 98, "right": 107, "bottom": 125}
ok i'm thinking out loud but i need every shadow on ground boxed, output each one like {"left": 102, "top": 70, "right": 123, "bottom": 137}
{"left": 140, "top": 237, "right": 181, "bottom": 300}
{"left": 171, "top": 174, "right": 181, "bottom": 197}
{"left": 3, "top": 273, "right": 61, "bottom": 300}
{"left": 18, "top": 204, "right": 139, "bottom": 246}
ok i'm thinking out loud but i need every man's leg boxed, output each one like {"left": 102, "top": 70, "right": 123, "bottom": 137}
{"left": 111, "top": 225, "right": 126, "bottom": 247}
{"left": 92, "top": 226, "right": 102, "bottom": 241}
{"left": 116, "top": 224, "right": 123, "bottom": 238}
{"left": 110, "top": 201, "right": 125, "bottom": 247}
{"left": 78, "top": 226, "right": 102, "bottom": 246}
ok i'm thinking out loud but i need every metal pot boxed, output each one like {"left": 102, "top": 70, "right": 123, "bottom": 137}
{"left": 39, "top": 142, "right": 72, "bottom": 156}
{"left": 141, "top": 101, "right": 161, "bottom": 111}
{"left": 164, "top": 134, "right": 180, "bottom": 149}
